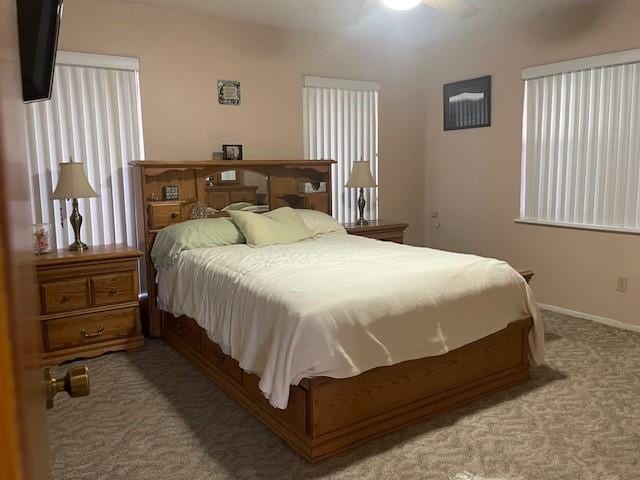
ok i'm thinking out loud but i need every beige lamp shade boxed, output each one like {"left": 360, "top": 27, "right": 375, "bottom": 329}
{"left": 345, "top": 161, "right": 377, "bottom": 188}
{"left": 51, "top": 162, "right": 98, "bottom": 199}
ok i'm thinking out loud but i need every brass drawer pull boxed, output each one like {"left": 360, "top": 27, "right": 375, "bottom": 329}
{"left": 80, "top": 326, "right": 105, "bottom": 338}
{"left": 175, "top": 323, "right": 187, "bottom": 335}
{"left": 170, "top": 212, "right": 179, "bottom": 219}
{"left": 109, "top": 287, "right": 118, "bottom": 296}
{"left": 61, "top": 295, "right": 71, "bottom": 303}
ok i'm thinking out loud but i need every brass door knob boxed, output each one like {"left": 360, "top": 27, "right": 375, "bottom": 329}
{"left": 44, "top": 365, "right": 90, "bottom": 409}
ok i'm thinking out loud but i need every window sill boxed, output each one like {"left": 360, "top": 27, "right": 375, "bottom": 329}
{"left": 514, "top": 219, "right": 640, "bottom": 236}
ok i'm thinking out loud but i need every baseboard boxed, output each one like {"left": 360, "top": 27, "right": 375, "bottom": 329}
{"left": 539, "top": 303, "right": 640, "bottom": 333}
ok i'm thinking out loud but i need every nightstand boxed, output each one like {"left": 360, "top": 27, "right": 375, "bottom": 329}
{"left": 343, "top": 220, "right": 409, "bottom": 244}
{"left": 35, "top": 245, "right": 144, "bottom": 366}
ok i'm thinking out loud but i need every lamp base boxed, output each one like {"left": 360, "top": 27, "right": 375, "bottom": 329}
{"left": 68, "top": 198, "right": 89, "bottom": 252}
{"left": 68, "top": 240, "right": 89, "bottom": 252}
{"left": 355, "top": 187, "right": 369, "bottom": 226}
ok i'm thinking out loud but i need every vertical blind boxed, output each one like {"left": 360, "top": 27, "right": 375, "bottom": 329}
{"left": 25, "top": 51, "right": 145, "bottom": 250}
{"left": 520, "top": 51, "right": 640, "bottom": 232}
{"left": 303, "top": 76, "right": 379, "bottom": 223}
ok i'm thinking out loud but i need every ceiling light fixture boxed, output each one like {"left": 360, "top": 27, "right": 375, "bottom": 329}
{"left": 382, "top": 0, "right": 422, "bottom": 11}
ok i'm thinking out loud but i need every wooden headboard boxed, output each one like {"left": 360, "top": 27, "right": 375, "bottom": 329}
{"left": 130, "top": 159, "right": 336, "bottom": 336}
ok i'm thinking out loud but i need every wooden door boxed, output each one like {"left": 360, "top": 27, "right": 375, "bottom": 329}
{"left": 0, "top": 0, "right": 52, "bottom": 479}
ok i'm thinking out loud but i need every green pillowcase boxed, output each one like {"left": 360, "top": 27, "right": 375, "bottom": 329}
{"left": 229, "top": 207, "right": 314, "bottom": 247}
{"left": 151, "top": 217, "right": 245, "bottom": 269}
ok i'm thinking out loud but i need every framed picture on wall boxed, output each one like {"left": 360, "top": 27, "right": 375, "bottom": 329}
{"left": 218, "top": 80, "right": 241, "bottom": 105}
{"left": 443, "top": 75, "right": 491, "bottom": 131}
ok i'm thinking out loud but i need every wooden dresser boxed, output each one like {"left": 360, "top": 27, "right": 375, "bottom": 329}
{"left": 35, "top": 245, "right": 144, "bottom": 366}
{"left": 344, "top": 220, "right": 409, "bottom": 244}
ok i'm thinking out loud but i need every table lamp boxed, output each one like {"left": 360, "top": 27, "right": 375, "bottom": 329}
{"left": 52, "top": 159, "right": 98, "bottom": 252}
{"left": 345, "top": 160, "right": 377, "bottom": 225}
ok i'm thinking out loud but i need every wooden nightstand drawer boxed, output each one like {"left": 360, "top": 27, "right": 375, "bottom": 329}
{"left": 164, "top": 314, "right": 201, "bottom": 351}
{"left": 41, "top": 278, "right": 90, "bottom": 314}
{"left": 44, "top": 306, "right": 138, "bottom": 351}
{"left": 148, "top": 202, "right": 182, "bottom": 229}
{"left": 92, "top": 271, "right": 137, "bottom": 306}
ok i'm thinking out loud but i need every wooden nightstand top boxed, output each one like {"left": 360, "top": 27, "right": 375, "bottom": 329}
{"left": 343, "top": 220, "right": 408, "bottom": 244}
{"left": 343, "top": 220, "right": 409, "bottom": 234}
{"left": 35, "top": 244, "right": 143, "bottom": 267}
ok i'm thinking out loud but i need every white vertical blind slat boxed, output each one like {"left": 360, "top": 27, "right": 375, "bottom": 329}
{"left": 349, "top": 90, "right": 357, "bottom": 222}
{"left": 303, "top": 81, "right": 379, "bottom": 223}
{"left": 627, "top": 66, "right": 640, "bottom": 226}
{"left": 521, "top": 60, "right": 640, "bottom": 232}
{"left": 25, "top": 56, "right": 143, "bottom": 251}
{"left": 336, "top": 89, "right": 342, "bottom": 220}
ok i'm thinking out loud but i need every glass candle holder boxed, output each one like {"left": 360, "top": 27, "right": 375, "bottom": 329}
{"left": 33, "top": 223, "right": 52, "bottom": 255}
{"left": 190, "top": 201, "right": 207, "bottom": 220}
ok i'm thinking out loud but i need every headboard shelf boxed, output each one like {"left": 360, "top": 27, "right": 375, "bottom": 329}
{"left": 130, "top": 159, "right": 336, "bottom": 169}
{"left": 131, "top": 159, "right": 336, "bottom": 336}
{"left": 147, "top": 199, "right": 196, "bottom": 205}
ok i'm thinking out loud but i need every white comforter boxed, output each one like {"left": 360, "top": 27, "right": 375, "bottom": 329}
{"left": 157, "top": 233, "right": 544, "bottom": 409}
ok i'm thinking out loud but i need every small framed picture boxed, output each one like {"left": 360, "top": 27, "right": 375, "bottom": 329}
{"left": 218, "top": 80, "right": 241, "bottom": 105}
{"left": 443, "top": 75, "right": 491, "bottom": 131}
{"left": 162, "top": 185, "right": 180, "bottom": 201}
{"left": 222, "top": 144, "right": 243, "bottom": 160}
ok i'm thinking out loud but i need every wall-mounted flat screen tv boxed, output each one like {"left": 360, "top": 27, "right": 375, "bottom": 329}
{"left": 17, "top": 0, "right": 64, "bottom": 103}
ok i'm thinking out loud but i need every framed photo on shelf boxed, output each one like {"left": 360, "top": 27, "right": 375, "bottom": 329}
{"left": 443, "top": 75, "right": 491, "bottom": 131}
{"left": 222, "top": 144, "right": 243, "bottom": 160}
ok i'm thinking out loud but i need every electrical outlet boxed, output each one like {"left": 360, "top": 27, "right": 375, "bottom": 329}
{"left": 616, "top": 276, "right": 628, "bottom": 293}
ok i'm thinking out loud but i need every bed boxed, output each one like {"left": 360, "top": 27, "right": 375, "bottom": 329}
{"left": 131, "top": 160, "right": 543, "bottom": 462}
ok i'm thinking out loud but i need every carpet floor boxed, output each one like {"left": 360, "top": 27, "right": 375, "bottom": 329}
{"left": 48, "top": 311, "right": 640, "bottom": 480}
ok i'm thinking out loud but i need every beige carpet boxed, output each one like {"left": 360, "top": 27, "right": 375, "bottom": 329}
{"left": 48, "top": 311, "right": 640, "bottom": 480}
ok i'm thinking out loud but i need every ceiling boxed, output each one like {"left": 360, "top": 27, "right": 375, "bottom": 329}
{"left": 114, "top": 0, "right": 607, "bottom": 45}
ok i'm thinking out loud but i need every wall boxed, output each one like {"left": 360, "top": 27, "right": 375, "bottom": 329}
{"left": 422, "top": 0, "right": 640, "bottom": 327}
{"left": 58, "top": 0, "right": 427, "bottom": 245}
{"left": 59, "top": 0, "right": 639, "bottom": 327}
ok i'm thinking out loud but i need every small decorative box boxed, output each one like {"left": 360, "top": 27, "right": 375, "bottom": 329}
{"left": 162, "top": 185, "right": 180, "bottom": 201}
{"left": 298, "top": 181, "right": 327, "bottom": 194}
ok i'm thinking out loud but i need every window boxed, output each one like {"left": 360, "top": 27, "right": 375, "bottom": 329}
{"left": 303, "top": 76, "right": 379, "bottom": 223}
{"left": 25, "top": 51, "right": 145, "bottom": 250}
{"left": 519, "top": 49, "right": 640, "bottom": 233}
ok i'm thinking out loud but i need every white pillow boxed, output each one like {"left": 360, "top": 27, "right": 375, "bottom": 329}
{"left": 229, "top": 207, "right": 314, "bottom": 247}
{"left": 295, "top": 209, "right": 346, "bottom": 236}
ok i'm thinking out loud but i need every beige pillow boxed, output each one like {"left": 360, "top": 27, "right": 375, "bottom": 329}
{"left": 295, "top": 209, "right": 346, "bottom": 236}
{"left": 229, "top": 207, "right": 314, "bottom": 247}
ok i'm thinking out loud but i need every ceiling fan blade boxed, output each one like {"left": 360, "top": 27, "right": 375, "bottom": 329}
{"left": 421, "top": 0, "right": 479, "bottom": 17}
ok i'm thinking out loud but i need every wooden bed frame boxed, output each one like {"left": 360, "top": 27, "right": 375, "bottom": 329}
{"left": 131, "top": 160, "right": 534, "bottom": 462}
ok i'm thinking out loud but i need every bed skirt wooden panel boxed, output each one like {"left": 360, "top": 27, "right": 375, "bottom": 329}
{"left": 161, "top": 312, "right": 533, "bottom": 462}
